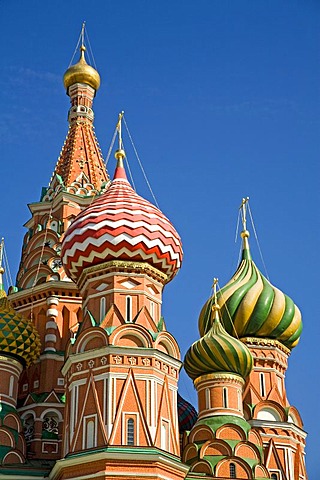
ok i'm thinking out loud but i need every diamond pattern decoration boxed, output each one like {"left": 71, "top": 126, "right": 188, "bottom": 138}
{"left": 0, "top": 296, "right": 40, "bottom": 366}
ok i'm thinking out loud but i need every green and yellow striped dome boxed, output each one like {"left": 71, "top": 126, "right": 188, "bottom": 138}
{"left": 199, "top": 231, "right": 302, "bottom": 349}
{"left": 0, "top": 291, "right": 40, "bottom": 367}
{"left": 184, "top": 305, "right": 253, "bottom": 380}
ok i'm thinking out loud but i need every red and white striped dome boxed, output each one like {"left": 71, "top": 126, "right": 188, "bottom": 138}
{"left": 61, "top": 162, "right": 183, "bottom": 283}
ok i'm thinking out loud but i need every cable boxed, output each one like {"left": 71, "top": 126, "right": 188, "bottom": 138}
{"left": 85, "top": 28, "right": 97, "bottom": 70}
{"left": 69, "top": 27, "right": 82, "bottom": 67}
{"left": 3, "top": 243, "right": 13, "bottom": 287}
{"left": 121, "top": 140, "right": 136, "bottom": 190}
{"left": 105, "top": 127, "right": 118, "bottom": 166}
{"left": 247, "top": 203, "right": 270, "bottom": 280}
{"left": 123, "top": 115, "right": 160, "bottom": 209}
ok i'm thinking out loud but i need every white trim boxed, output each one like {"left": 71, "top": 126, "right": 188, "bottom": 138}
{"left": 83, "top": 414, "right": 97, "bottom": 449}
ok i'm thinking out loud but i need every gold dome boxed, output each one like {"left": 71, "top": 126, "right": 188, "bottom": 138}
{"left": 63, "top": 46, "right": 100, "bottom": 92}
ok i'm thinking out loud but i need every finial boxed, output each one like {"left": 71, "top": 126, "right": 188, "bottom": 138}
{"left": 239, "top": 197, "right": 251, "bottom": 256}
{"left": 80, "top": 21, "right": 86, "bottom": 47}
{"left": 211, "top": 277, "right": 220, "bottom": 321}
{"left": 115, "top": 111, "right": 126, "bottom": 166}
{"left": 0, "top": 238, "right": 5, "bottom": 291}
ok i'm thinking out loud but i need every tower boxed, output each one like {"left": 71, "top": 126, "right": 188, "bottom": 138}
{"left": 50, "top": 125, "right": 188, "bottom": 479}
{"left": 0, "top": 240, "right": 41, "bottom": 467}
{"left": 189, "top": 199, "right": 307, "bottom": 479}
{"left": 7, "top": 39, "right": 109, "bottom": 464}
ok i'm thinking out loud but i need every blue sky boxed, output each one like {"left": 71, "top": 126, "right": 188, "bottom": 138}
{"left": 1, "top": 0, "right": 319, "bottom": 475}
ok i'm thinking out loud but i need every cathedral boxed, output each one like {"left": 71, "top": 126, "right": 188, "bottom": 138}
{"left": 0, "top": 37, "right": 307, "bottom": 480}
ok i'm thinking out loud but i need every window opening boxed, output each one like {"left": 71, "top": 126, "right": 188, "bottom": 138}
{"left": 230, "top": 462, "right": 236, "bottom": 478}
{"left": 223, "top": 387, "right": 228, "bottom": 408}
{"left": 127, "top": 418, "right": 135, "bottom": 445}
{"left": 126, "top": 296, "right": 132, "bottom": 322}
{"left": 260, "top": 372, "right": 266, "bottom": 397}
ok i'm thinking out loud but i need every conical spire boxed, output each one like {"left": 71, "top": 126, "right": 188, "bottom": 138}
{"left": 45, "top": 28, "right": 109, "bottom": 199}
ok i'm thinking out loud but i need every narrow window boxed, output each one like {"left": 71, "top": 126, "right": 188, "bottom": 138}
{"left": 230, "top": 462, "right": 236, "bottom": 478}
{"left": 86, "top": 420, "right": 95, "bottom": 449}
{"left": 237, "top": 388, "right": 242, "bottom": 410}
{"left": 9, "top": 375, "right": 14, "bottom": 397}
{"left": 271, "top": 474, "right": 278, "bottom": 480}
{"left": 223, "top": 387, "right": 228, "bottom": 408}
{"left": 205, "top": 388, "right": 211, "bottom": 409}
{"left": 161, "top": 420, "right": 169, "bottom": 450}
{"left": 100, "top": 297, "right": 106, "bottom": 322}
{"left": 150, "top": 300, "right": 154, "bottom": 318}
{"left": 260, "top": 372, "right": 266, "bottom": 397}
{"left": 126, "top": 296, "right": 132, "bottom": 322}
{"left": 127, "top": 418, "right": 135, "bottom": 445}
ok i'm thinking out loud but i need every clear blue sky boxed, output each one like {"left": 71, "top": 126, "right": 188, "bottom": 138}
{"left": 1, "top": 0, "right": 319, "bottom": 476}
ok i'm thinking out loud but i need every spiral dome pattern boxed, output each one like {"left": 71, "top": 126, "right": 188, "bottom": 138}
{"left": 184, "top": 311, "right": 253, "bottom": 380}
{"left": 199, "top": 236, "right": 302, "bottom": 349}
{"left": 62, "top": 163, "right": 183, "bottom": 284}
{"left": 0, "top": 292, "right": 40, "bottom": 367}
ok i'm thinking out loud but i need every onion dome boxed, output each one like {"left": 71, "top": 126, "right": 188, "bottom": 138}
{"left": 62, "top": 151, "right": 183, "bottom": 284}
{"left": 177, "top": 393, "right": 198, "bottom": 432}
{"left": 184, "top": 303, "right": 253, "bottom": 381}
{"left": 0, "top": 263, "right": 40, "bottom": 366}
{"left": 63, "top": 45, "right": 100, "bottom": 92}
{"left": 199, "top": 228, "right": 302, "bottom": 349}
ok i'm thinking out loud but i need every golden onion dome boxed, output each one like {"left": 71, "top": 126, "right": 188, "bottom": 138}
{"left": 63, "top": 45, "right": 100, "bottom": 92}
{"left": 199, "top": 230, "right": 302, "bottom": 349}
{"left": 184, "top": 304, "right": 253, "bottom": 380}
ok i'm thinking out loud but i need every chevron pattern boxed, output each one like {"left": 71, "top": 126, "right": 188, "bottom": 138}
{"left": 62, "top": 175, "right": 183, "bottom": 283}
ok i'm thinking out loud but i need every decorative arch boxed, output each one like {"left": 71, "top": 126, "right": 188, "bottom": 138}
{"left": 3, "top": 414, "right": 21, "bottom": 432}
{"left": 215, "top": 457, "right": 251, "bottom": 479}
{"left": 0, "top": 429, "right": 14, "bottom": 447}
{"left": 254, "top": 464, "right": 270, "bottom": 478}
{"left": 235, "top": 441, "right": 260, "bottom": 461}
{"left": 189, "top": 425, "right": 214, "bottom": 443}
{"left": 216, "top": 424, "right": 246, "bottom": 442}
{"left": 40, "top": 408, "right": 63, "bottom": 422}
{"left": 76, "top": 328, "right": 108, "bottom": 353}
{"left": 110, "top": 323, "right": 153, "bottom": 348}
{"left": 248, "top": 429, "right": 263, "bottom": 448}
{"left": 190, "top": 459, "right": 212, "bottom": 475}
{"left": 3, "top": 450, "right": 25, "bottom": 464}
{"left": 254, "top": 401, "right": 285, "bottom": 422}
{"left": 287, "top": 406, "right": 303, "bottom": 428}
{"left": 154, "top": 332, "right": 180, "bottom": 359}
{"left": 200, "top": 439, "right": 232, "bottom": 458}
{"left": 182, "top": 443, "right": 199, "bottom": 463}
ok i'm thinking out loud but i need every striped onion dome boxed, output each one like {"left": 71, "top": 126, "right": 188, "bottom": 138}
{"left": 0, "top": 279, "right": 40, "bottom": 367}
{"left": 184, "top": 305, "right": 253, "bottom": 380}
{"left": 62, "top": 157, "right": 183, "bottom": 284}
{"left": 199, "top": 231, "right": 302, "bottom": 349}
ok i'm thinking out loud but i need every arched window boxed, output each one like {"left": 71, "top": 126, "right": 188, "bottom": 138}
{"left": 271, "top": 474, "right": 278, "bottom": 480}
{"left": 260, "top": 372, "right": 266, "bottom": 397}
{"left": 230, "top": 462, "right": 236, "bottom": 478}
{"left": 100, "top": 297, "right": 106, "bottom": 322}
{"left": 126, "top": 296, "right": 132, "bottom": 322}
{"left": 223, "top": 387, "right": 228, "bottom": 408}
{"left": 86, "top": 420, "right": 95, "bottom": 449}
{"left": 127, "top": 418, "right": 135, "bottom": 445}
